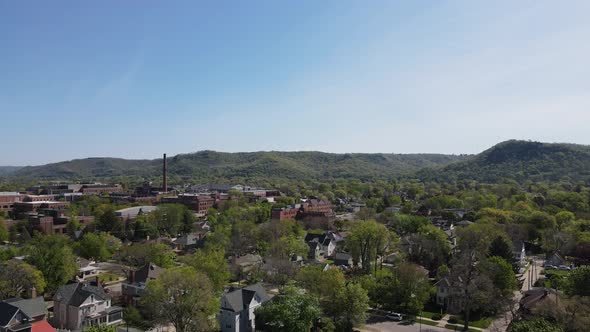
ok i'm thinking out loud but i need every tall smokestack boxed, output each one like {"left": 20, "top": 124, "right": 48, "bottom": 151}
{"left": 163, "top": 153, "right": 168, "bottom": 193}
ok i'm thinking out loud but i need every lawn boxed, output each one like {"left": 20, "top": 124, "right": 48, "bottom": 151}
{"left": 416, "top": 318, "right": 439, "bottom": 327}
{"left": 98, "top": 272, "right": 124, "bottom": 283}
{"left": 450, "top": 316, "right": 492, "bottom": 329}
{"left": 420, "top": 311, "right": 442, "bottom": 319}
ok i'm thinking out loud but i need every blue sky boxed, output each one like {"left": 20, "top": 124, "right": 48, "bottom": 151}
{"left": 1, "top": 1, "right": 589, "bottom": 165}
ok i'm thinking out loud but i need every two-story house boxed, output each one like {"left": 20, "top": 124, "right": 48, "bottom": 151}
{"left": 434, "top": 277, "right": 465, "bottom": 313}
{"left": 53, "top": 282, "right": 122, "bottom": 330}
{"left": 122, "top": 263, "right": 163, "bottom": 305}
{"left": 220, "top": 284, "right": 270, "bottom": 332}
{"left": 0, "top": 297, "right": 55, "bottom": 332}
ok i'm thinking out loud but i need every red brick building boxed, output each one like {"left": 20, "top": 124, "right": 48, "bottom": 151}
{"left": 0, "top": 192, "right": 23, "bottom": 212}
{"left": 161, "top": 194, "right": 215, "bottom": 214}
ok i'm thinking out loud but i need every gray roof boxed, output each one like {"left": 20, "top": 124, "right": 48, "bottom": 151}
{"left": 221, "top": 283, "right": 270, "bottom": 313}
{"left": 54, "top": 282, "right": 111, "bottom": 307}
{"left": 4, "top": 297, "right": 46, "bottom": 319}
{"left": 132, "top": 263, "right": 164, "bottom": 284}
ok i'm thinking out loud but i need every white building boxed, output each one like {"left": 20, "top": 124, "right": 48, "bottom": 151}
{"left": 220, "top": 284, "right": 270, "bottom": 332}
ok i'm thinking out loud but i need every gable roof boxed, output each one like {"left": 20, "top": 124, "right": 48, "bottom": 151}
{"left": 132, "top": 263, "right": 164, "bottom": 284}
{"left": 0, "top": 302, "right": 20, "bottom": 327}
{"left": 54, "top": 282, "right": 111, "bottom": 307}
{"left": 222, "top": 283, "right": 270, "bottom": 313}
{"left": 4, "top": 297, "right": 46, "bottom": 319}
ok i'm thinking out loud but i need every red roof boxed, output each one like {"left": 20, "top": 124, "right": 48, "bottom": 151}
{"left": 31, "top": 320, "right": 57, "bottom": 332}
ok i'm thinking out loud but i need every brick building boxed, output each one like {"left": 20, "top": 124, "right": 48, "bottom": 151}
{"left": 0, "top": 192, "right": 23, "bottom": 213}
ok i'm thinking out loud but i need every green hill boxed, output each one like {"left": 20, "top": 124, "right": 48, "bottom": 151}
{"left": 0, "top": 166, "right": 22, "bottom": 176}
{"left": 9, "top": 151, "right": 465, "bottom": 184}
{"left": 418, "top": 140, "right": 590, "bottom": 183}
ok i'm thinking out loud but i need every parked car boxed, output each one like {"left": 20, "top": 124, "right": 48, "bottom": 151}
{"left": 544, "top": 265, "right": 556, "bottom": 270}
{"left": 386, "top": 312, "right": 403, "bottom": 321}
{"left": 558, "top": 265, "right": 571, "bottom": 271}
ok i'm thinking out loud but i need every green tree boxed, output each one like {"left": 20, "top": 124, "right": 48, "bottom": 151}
{"left": 0, "top": 260, "right": 46, "bottom": 300}
{"left": 180, "top": 247, "right": 230, "bottom": 293}
{"left": 74, "top": 232, "right": 121, "bottom": 261}
{"left": 66, "top": 218, "right": 81, "bottom": 237}
{"left": 565, "top": 266, "right": 590, "bottom": 296}
{"left": 488, "top": 235, "right": 515, "bottom": 263}
{"left": 347, "top": 220, "right": 391, "bottom": 274}
{"left": 510, "top": 319, "right": 564, "bottom": 332}
{"left": 141, "top": 267, "right": 215, "bottom": 332}
{"left": 255, "top": 284, "right": 321, "bottom": 332}
{"left": 25, "top": 235, "right": 77, "bottom": 292}
{"left": 0, "top": 218, "right": 8, "bottom": 242}
{"left": 479, "top": 256, "right": 517, "bottom": 295}
{"left": 115, "top": 243, "right": 176, "bottom": 268}
{"left": 332, "top": 282, "right": 370, "bottom": 331}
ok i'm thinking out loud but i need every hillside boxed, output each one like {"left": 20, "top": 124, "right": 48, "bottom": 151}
{"left": 9, "top": 151, "right": 467, "bottom": 183}
{"left": 0, "top": 166, "right": 22, "bottom": 176}
{"left": 418, "top": 140, "right": 590, "bottom": 183}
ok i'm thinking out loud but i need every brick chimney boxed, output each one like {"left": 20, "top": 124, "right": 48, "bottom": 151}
{"left": 163, "top": 153, "right": 168, "bottom": 193}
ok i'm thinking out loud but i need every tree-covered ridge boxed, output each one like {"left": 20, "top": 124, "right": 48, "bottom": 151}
{"left": 9, "top": 150, "right": 466, "bottom": 183}
{"left": 0, "top": 166, "right": 22, "bottom": 176}
{"left": 419, "top": 140, "right": 590, "bottom": 183}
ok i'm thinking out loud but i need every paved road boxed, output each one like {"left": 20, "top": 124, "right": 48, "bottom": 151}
{"left": 360, "top": 321, "right": 451, "bottom": 332}
{"left": 486, "top": 258, "right": 544, "bottom": 332}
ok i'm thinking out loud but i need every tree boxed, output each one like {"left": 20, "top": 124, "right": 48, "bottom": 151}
{"left": 565, "top": 266, "right": 590, "bottom": 296}
{"left": 0, "top": 260, "right": 46, "bottom": 300}
{"left": 255, "top": 284, "right": 321, "bottom": 332}
{"left": 488, "top": 235, "right": 514, "bottom": 263}
{"left": 347, "top": 220, "right": 391, "bottom": 274}
{"left": 0, "top": 218, "right": 8, "bottom": 242}
{"left": 25, "top": 235, "right": 77, "bottom": 292}
{"left": 406, "top": 225, "right": 450, "bottom": 272}
{"left": 66, "top": 218, "right": 81, "bottom": 237}
{"left": 374, "top": 263, "right": 432, "bottom": 315}
{"left": 74, "top": 232, "right": 121, "bottom": 261}
{"left": 331, "top": 282, "right": 369, "bottom": 331}
{"left": 510, "top": 319, "right": 564, "bottom": 332}
{"left": 115, "top": 243, "right": 176, "bottom": 268}
{"left": 179, "top": 247, "right": 230, "bottom": 293}
{"left": 141, "top": 267, "right": 215, "bottom": 332}
{"left": 296, "top": 266, "right": 345, "bottom": 301}
{"left": 479, "top": 256, "right": 517, "bottom": 295}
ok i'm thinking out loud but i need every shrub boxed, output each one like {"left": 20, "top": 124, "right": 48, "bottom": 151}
{"left": 448, "top": 316, "right": 459, "bottom": 324}
{"left": 431, "top": 313, "right": 443, "bottom": 321}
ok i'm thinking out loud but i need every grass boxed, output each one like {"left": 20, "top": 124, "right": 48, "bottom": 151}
{"left": 416, "top": 318, "right": 439, "bottom": 327}
{"left": 98, "top": 272, "right": 123, "bottom": 283}
{"left": 450, "top": 315, "right": 492, "bottom": 329}
{"left": 444, "top": 323, "right": 481, "bottom": 332}
{"left": 420, "top": 310, "right": 442, "bottom": 319}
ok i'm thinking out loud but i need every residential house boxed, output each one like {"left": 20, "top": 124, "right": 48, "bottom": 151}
{"left": 220, "top": 283, "right": 270, "bottom": 332}
{"left": 519, "top": 288, "right": 559, "bottom": 317}
{"left": 76, "top": 258, "right": 99, "bottom": 282}
{"left": 53, "top": 282, "right": 123, "bottom": 331}
{"left": 0, "top": 297, "right": 55, "bottom": 332}
{"left": 307, "top": 242, "right": 322, "bottom": 261}
{"left": 545, "top": 252, "right": 566, "bottom": 267}
{"left": 434, "top": 277, "right": 465, "bottom": 313}
{"left": 173, "top": 232, "right": 206, "bottom": 253}
{"left": 122, "top": 263, "right": 164, "bottom": 305}
{"left": 334, "top": 253, "right": 353, "bottom": 267}
{"left": 513, "top": 242, "right": 527, "bottom": 269}
{"left": 304, "top": 232, "right": 339, "bottom": 259}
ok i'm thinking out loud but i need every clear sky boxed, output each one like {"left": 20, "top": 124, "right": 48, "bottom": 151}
{"left": 1, "top": 1, "right": 589, "bottom": 165}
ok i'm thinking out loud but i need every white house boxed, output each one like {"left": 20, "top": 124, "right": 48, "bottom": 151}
{"left": 220, "top": 284, "right": 270, "bottom": 332}
{"left": 53, "top": 282, "right": 123, "bottom": 330}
